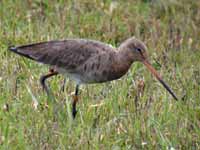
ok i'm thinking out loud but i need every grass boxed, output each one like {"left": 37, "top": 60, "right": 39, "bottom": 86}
{"left": 0, "top": 0, "right": 200, "bottom": 149}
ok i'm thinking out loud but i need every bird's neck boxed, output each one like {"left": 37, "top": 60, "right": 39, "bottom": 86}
{"left": 110, "top": 48, "right": 135, "bottom": 78}
{"left": 117, "top": 48, "right": 135, "bottom": 65}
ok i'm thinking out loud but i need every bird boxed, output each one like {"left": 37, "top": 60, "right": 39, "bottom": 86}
{"left": 8, "top": 37, "right": 178, "bottom": 118}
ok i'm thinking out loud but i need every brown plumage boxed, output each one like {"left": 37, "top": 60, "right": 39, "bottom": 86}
{"left": 9, "top": 37, "right": 178, "bottom": 118}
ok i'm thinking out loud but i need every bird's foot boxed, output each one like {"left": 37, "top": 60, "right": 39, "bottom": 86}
{"left": 72, "top": 95, "right": 79, "bottom": 119}
{"left": 40, "top": 76, "right": 50, "bottom": 95}
{"left": 72, "top": 107, "right": 77, "bottom": 119}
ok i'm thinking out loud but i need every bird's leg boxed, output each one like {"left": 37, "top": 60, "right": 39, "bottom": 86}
{"left": 40, "top": 68, "right": 58, "bottom": 95}
{"left": 72, "top": 84, "right": 79, "bottom": 118}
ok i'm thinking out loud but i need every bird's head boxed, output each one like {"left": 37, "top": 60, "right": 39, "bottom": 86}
{"left": 119, "top": 37, "right": 178, "bottom": 100}
{"left": 119, "top": 37, "right": 148, "bottom": 62}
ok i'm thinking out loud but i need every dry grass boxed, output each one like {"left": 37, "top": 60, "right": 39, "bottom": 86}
{"left": 0, "top": 0, "right": 200, "bottom": 149}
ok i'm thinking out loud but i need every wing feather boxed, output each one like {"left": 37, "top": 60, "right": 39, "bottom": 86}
{"left": 9, "top": 39, "right": 115, "bottom": 71}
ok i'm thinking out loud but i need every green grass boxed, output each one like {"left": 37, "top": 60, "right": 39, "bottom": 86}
{"left": 0, "top": 0, "right": 200, "bottom": 149}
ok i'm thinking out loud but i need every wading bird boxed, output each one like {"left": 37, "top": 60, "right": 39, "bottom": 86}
{"left": 9, "top": 37, "right": 178, "bottom": 118}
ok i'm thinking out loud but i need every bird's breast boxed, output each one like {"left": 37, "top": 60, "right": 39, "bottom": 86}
{"left": 78, "top": 59, "right": 132, "bottom": 84}
{"left": 57, "top": 52, "right": 133, "bottom": 84}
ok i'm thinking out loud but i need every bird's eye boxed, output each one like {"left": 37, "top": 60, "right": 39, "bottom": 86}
{"left": 136, "top": 48, "right": 142, "bottom": 52}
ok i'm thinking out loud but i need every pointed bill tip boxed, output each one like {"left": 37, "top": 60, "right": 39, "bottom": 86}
{"left": 142, "top": 60, "right": 178, "bottom": 101}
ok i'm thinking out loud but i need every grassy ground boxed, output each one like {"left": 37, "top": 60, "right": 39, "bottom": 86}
{"left": 0, "top": 0, "right": 200, "bottom": 149}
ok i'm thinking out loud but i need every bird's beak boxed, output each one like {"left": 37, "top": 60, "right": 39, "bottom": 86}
{"left": 142, "top": 60, "right": 178, "bottom": 100}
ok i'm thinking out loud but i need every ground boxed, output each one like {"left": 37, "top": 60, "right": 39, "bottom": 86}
{"left": 0, "top": 0, "right": 200, "bottom": 149}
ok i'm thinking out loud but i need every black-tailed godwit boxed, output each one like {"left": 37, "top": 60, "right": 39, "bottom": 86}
{"left": 9, "top": 37, "right": 178, "bottom": 118}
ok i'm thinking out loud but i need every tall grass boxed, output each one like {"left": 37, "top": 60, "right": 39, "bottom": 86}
{"left": 0, "top": 0, "right": 200, "bottom": 149}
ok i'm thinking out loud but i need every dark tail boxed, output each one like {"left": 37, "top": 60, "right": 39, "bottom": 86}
{"left": 8, "top": 45, "right": 35, "bottom": 60}
{"left": 8, "top": 46, "right": 17, "bottom": 52}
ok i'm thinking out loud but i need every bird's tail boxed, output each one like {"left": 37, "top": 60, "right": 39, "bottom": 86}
{"left": 8, "top": 46, "right": 17, "bottom": 51}
{"left": 8, "top": 45, "right": 35, "bottom": 60}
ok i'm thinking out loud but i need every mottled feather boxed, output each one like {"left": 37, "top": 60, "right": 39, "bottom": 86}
{"left": 8, "top": 37, "right": 178, "bottom": 100}
{"left": 11, "top": 39, "right": 115, "bottom": 72}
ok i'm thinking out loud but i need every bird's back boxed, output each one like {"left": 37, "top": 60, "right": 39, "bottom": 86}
{"left": 9, "top": 39, "right": 116, "bottom": 72}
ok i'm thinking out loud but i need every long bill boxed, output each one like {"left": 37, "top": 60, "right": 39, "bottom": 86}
{"left": 142, "top": 60, "right": 178, "bottom": 100}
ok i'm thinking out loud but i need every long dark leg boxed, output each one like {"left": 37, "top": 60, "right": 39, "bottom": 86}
{"left": 72, "top": 84, "right": 79, "bottom": 118}
{"left": 40, "top": 69, "right": 58, "bottom": 95}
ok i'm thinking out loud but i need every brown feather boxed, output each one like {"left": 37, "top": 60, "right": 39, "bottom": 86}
{"left": 9, "top": 37, "right": 178, "bottom": 100}
{"left": 13, "top": 39, "right": 115, "bottom": 72}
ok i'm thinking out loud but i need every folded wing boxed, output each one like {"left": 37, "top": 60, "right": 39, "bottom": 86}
{"left": 9, "top": 39, "right": 115, "bottom": 71}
